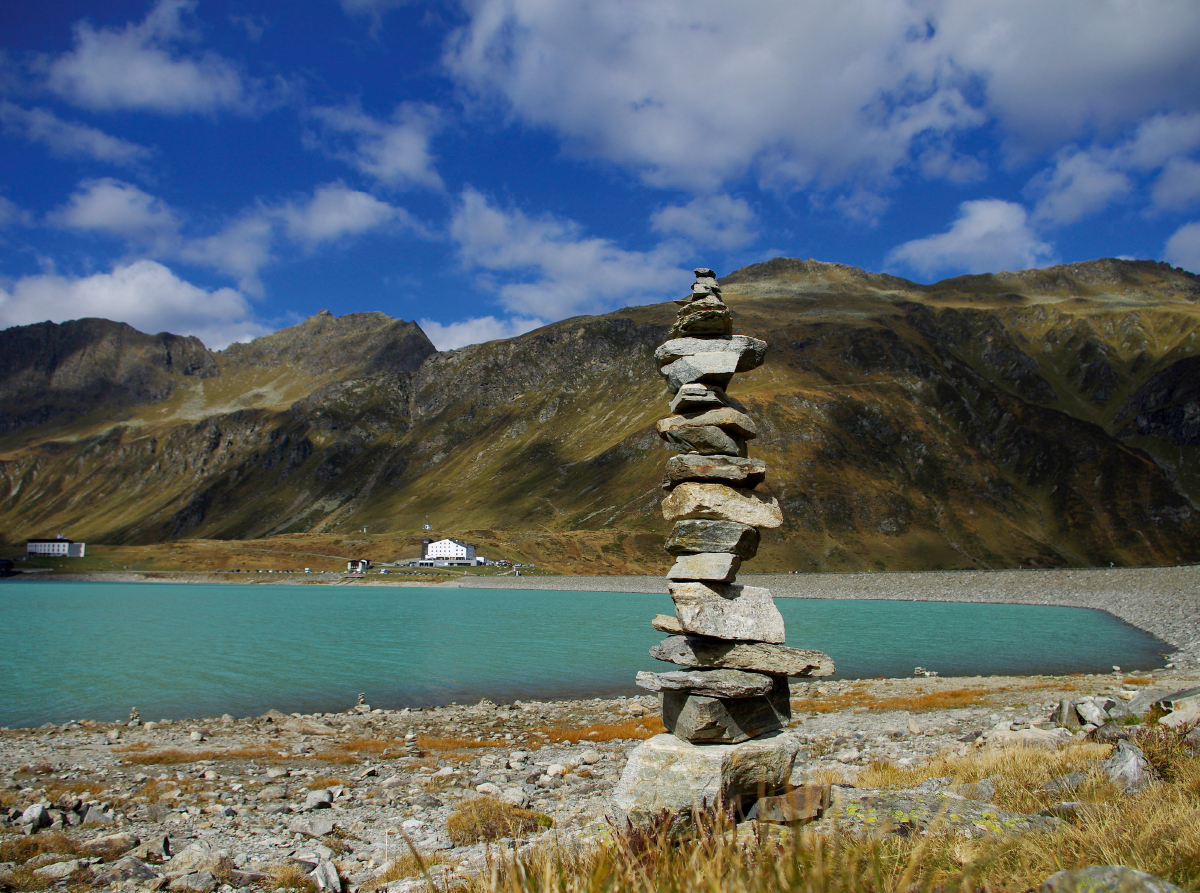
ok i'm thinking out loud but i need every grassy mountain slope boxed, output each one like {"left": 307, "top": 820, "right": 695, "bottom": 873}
{"left": 2, "top": 257, "right": 1199, "bottom": 574}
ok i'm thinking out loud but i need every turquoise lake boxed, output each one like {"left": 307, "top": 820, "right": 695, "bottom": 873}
{"left": 0, "top": 582, "right": 1170, "bottom": 727}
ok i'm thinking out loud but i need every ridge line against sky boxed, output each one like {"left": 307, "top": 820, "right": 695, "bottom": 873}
{"left": 0, "top": 0, "right": 1199, "bottom": 350}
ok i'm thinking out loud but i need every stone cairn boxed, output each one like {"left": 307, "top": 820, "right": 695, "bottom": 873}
{"left": 610, "top": 267, "right": 835, "bottom": 827}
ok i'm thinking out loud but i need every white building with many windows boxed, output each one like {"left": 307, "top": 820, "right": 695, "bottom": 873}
{"left": 418, "top": 538, "right": 485, "bottom": 567}
{"left": 422, "top": 538, "right": 476, "bottom": 561}
{"left": 26, "top": 536, "right": 85, "bottom": 557}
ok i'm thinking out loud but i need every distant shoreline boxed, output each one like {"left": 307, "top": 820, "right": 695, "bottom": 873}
{"left": 8, "top": 564, "right": 1199, "bottom": 668}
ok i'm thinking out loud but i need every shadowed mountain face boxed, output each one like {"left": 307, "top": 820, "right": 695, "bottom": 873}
{"left": 2, "top": 257, "right": 1200, "bottom": 572}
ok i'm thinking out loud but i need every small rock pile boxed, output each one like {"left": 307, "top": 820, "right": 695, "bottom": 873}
{"left": 610, "top": 267, "right": 835, "bottom": 825}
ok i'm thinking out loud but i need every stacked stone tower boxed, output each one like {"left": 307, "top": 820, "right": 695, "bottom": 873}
{"left": 610, "top": 267, "right": 834, "bottom": 826}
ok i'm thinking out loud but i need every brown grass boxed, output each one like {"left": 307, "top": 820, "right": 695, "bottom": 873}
{"left": 43, "top": 781, "right": 106, "bottom": 800}
{"left": 470, "top": 738, "right": 1200, "bottom": 893}
{"left": 792, "top": 687, "right": 989, "bottom": 715}
{"left": 1134, "top": 724, "right": 1196, "bottom": 782}
{"left": 269, "top": 863, "right": 319, "bottom": 893}
{"left": 417, "top": 734, "right": 506, "bottom": 751}
{"left": 535, "top": 717, "right": 666, "bottom": 744}
{"left": 446, "top": 797, "right": 554, "bottom": 846}
{"left": 361, "top": 853, "right": 454, "bottom": 890}
{"left": 119, "top": 745, "right": 277, "bottom": 765}
{"left": 0, "top": 831, "right": 83, "bottom": 864}
{"left": 311, "top": 750, "right": 361, "bottom": 765}
{"left": 306, "top": 776, "right": 347, "bottom": 790}
{"left": 1123, "top": 676, "right": 1155, "bottom": 685}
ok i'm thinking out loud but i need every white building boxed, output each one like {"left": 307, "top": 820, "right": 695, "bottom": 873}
{"left": 422, "top": 538, "right": 476, "bottom": 561}
{"left": 418, "top": 538, "right": 485, "bottom": 567}
{"left": 26, "top": 536, "right": 85, "bottom": 558}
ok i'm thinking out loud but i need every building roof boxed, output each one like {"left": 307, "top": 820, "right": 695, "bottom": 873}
{"left": 26, "top": 538, "right": 75, "bottom": 544}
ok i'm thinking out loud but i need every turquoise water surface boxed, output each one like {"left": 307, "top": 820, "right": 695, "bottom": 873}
{"left": 0, "top": 582, "right": 1169, "bottom": 727}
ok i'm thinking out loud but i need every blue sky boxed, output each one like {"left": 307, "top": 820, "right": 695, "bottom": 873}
{"left": 1, "top": 1, "right": 1200, "bottom": 350}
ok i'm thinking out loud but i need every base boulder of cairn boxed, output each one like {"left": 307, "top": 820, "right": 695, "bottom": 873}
{"left": 607, "top": 731, "right": 801, "bottom": 828}
{"left": 610, "top": 266, "right": 833, "bottom": 828}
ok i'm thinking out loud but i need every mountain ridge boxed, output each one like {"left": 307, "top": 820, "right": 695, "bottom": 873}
{"left": 3, "top": 256, "right": 1200, "bottom": 573}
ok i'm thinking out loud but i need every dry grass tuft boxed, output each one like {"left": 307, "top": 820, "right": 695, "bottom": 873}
{"left": 361, "top": 853, "right": 454, "bottom": 890}
{"left": 119, "top": 746, "right": 276, "bottom": 765}
{"left": 792, "top": 687, "right": 989, "bottom": 715}
{"left": 1122, "top": 676, "right": 1155, "bottom": 686}
{"left": 306, "top": 776, "right": 347, "bottom": 790}
{"left": 469, "top": 741, "right": 1200, "bottom": 893}
{"left": 446, "top": 796, "right": 553, "bottom": 846}
{"left": 311, "top": 750, "right": 361, "bottom": 765}
{"left": 43, "top": 781, "right": 106, "bottom": 800}
{"left": 536, "top": 717, "right": 666, "bottom": 744}
{"left": 1133, "top": 724, "right": 1195, "bottom": 782}
{"left": 0, "top": 831, "right": 82, "bottom": 864}
{"left": 270, "top": 863, "right": 319, "bottom": 893}
{"left": 418, "top": 734, "right": 506, "bottom": 751}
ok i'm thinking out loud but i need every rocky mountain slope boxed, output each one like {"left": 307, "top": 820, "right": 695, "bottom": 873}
{"left": 2, "top": 257, "right": 1200, "bottom": 573}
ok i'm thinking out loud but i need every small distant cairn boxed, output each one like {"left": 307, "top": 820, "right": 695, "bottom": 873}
{"left": 609, "top": 267, "right": 835, "bottom": 827}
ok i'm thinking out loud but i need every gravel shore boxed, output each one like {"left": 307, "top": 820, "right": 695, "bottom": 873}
{"left": 456, "top": 566, "right": 1200, "bottom": 667}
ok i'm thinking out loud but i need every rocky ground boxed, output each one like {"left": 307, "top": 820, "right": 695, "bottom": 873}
{"left": 4, "top": 666, "right": 1199, "bottom": 893}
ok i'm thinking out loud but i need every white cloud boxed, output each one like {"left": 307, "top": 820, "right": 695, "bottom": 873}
{"left": 1152, "top": 158, "right": 1200, "bottom": 213}
{"left": 0, "top": 196, "right": 25, "bottom": 228}
{"left": 45, "top": 0, "right": 254, "bottom": 114}
{"left": 340, "top": 0, "right": 408, "bottom": 35}
{"left": 418, "top": 314, "right": 544, "bottom": 350}
{"left": 47, "top": 179, "right": 428, "bottom": 294}
{"left": 650, "top": 194, "right": 757, "bottom": 248}
{"left": 310, "top": 103, "right": 443, "bottom": 190}
{"left": 450, "top": 188, "right": 690, "bottom": 319}
{"left": 1023, "top": 113, "right": 1200, "bottom": 223}
{"left": 51, "top": 178, "right": 180, "bottom": 246}
{"left": 0, "top": 259, "right": 267, "bottom": 349}
{"left": 281, "top": 183, "right": 411, "bottom": 246}
{"left": 0, "top": 101, "right": 152, "bottom": 165}
{"left": 1164, "top": 222, "right": 1200, "bottom": 274}
{"left": 177, "top": 214, "right": 274, "bottom": 296}
{"left": 446, "top": 0, "right": 1200, "bottom": 194}
{"left": 886, "top": 199, "right": 1055, "bottom": 279}
{"left": 1029, "top": 150, "right": 1133, "bottom": 225}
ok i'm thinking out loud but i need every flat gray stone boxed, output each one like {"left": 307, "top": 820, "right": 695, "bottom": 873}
{"left": 746, "top": 784, "right": 831, "bottom": 824}
{"left": 657, "top": 407, "right": 758, "bottom": 440}
{"left": 1103, "top": 741, "right": 1156, "bottom": 792}
{"left": 671, "top": 306, "right": 731, "bottom": 338}
{"left": 311, "top": 860, "right": 343, "bottom": 893}
{"left": 607, "top": 731, "right": 800, "bottom": 827}
{"left": 1155, "top": 687, "right": 1200, "bottom": 712}
{"left": 635, "top": 668, "right": 774, "bottom": 698}
{"left": 663, "top": 454, "right": 767, "bottom": 489}
{"left": 93, "top": 856, "right": 159, "bottom": 885}
{"left": 662, "top": 678, "right": 791, "bottom": 743}
{"left": 666, "top": 520, "right": 760, "bottom": 558}
{"left": 662, "top": 482, "right": 783, "bottom": 528}
{"left": 660, "top": 352, "right": 739, "bottom": 391}
{"left": 669, "top": 383, "right": 730, "bottom": 414}
{"left": 652, "top": 613, "right": 684, "bottom": 633}
{"left": 655, "top": 335, "right": 766, "bottom": 372}
{"left": 668, "top": 582, "right": 786, "bottom": 643}
{"left": 33, "top": 860, "right": 83, "bottom": 881}
{"left": 168, "top": 841, "right": 233, "bottom": 876}
{"left": 652, "top": 635, "right": 834, "bottom": 677}
{"left": 667, "top": 553, "right": 741, "bottom": 583}
{"left": 20, "top": 804, "right": 51, "bottom": 830}
{"left": 661, "top": 424, "right": 746, "bottom": 456}
{"left": 1042, "top": 866, "right": 1183, "bottom": 893}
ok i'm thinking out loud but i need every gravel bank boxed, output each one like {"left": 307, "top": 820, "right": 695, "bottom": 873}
{"left": 456, "top": 566, "right": 1200, "bottom": 667}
